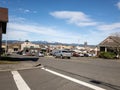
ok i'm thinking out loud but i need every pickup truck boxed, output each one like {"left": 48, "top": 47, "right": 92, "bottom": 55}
{"left": 54, "top": 50, "right": 72, "bottom": 59}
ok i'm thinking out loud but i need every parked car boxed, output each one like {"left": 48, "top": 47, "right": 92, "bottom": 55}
{"left": 54, "top": 50, "right": 72, "bottom": 59}
{"left": 50, "top": 50, "right": 58, "bottom": 56}
{"left": 17, "top": 51, "right": 23, "bottom": 55}
{"left": 73, "top": 52, "right": 84, "bottom": 57}
{"left": 79, "top": 53, "right": 84, "bottom": 57}
{"left": 73, "top": 52, "right": 80, "bottom": 57}
{"left": 39, "top": 51, "right": 44, "bottom": 57}
{"left": 84, "top": 53, "right": 93, "bottom": 57}
{"left": 22, "top": 52, "right": 26, "bottom": 56}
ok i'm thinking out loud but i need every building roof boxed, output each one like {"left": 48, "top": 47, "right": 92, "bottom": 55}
{"left": 0, "top": 7, "right": 8, "bottom": 34}
{"left": 0, "top": 7, "right": 8, "bottom": 22}
{"left": 99, "top": 36, "right": 120, "bottom": 47}
{"left": 25, "top": 40, "right": 29, "bottom": 42}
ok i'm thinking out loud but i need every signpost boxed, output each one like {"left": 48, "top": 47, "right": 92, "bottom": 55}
{"left": 0, "top": 7, "right": 8, "bottom": 59}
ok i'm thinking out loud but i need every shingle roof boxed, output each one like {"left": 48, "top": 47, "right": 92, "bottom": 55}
{"left": 99, "top": 36, "right": 120, "bottom": 47}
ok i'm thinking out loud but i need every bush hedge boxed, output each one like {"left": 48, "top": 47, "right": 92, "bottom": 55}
{"left": 99, "top": 52, "right": 116, "bottom": 59}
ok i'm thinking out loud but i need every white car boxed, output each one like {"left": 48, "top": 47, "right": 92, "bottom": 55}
{"left": 39, "top": 52, "right": 44, "bottom": 57}
{"left": 79, "top": 53, "right": 84, "bottom": 57}
{"left": 54, "top": 50, "right": 72, "bottom": 59}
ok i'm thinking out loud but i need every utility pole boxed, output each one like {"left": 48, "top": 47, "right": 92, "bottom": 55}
{"left": 78, "top": 39, "right": 80, "bottom": 47}
{"left": 0, "top": 23, "right": 2, "bottom": 59}
{"left": 5, "top": 34, "right": 8, "bottom": 55}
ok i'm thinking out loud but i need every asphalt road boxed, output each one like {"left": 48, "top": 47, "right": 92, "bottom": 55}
{"left": 38, "top": 57, "right": 120, "bottom": 90}
{"left": 0, "top": 56, "right": 120, "bottom": 90}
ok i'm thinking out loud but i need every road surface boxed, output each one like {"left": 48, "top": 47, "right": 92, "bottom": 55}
{"left": 0, "top": 56, "right": 120, "bottom": 90}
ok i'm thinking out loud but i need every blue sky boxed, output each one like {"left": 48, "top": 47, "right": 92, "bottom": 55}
{"left": 1, "top": 0, "right": 120, "bottom": 45}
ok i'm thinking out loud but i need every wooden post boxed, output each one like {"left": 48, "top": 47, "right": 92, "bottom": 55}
{"left": 105, "top": 47, "right": 107, "bottom": 52}
{"left": 0, "top": 23, "right": 2, "bottom": 59}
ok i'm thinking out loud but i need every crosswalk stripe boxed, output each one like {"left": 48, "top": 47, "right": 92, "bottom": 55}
{"left": 11, "top": 71, "right": 31, "bottom": 90}
{"left": 42, "top": 67, "right": 106, "bottom": 90}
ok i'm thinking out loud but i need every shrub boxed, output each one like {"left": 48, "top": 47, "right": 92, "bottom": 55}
{"left": 99, "top": 52, "right": 116, "bottom": 59}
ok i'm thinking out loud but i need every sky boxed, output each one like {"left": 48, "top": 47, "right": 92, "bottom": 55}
{"left": 0, "top": 0, "right": 120, "bottom": 45}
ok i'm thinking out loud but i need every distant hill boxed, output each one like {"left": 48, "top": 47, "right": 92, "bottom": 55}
{"left": 2, "top": 40, "right": 96, "bottom": 47}
{"left": 2, "top": 40, "right": 22, "bottom": 44}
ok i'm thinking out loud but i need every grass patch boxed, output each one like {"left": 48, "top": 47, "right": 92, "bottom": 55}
{"left": 0, "top": 61, "right": 18, "bottom": 64}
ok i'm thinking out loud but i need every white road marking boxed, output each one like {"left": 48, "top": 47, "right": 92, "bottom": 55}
{"left": 41, "top": 67, "right": 106, "bottom": 90}
{"left": 11, "top": 71, "right": 31, "bottom": 90}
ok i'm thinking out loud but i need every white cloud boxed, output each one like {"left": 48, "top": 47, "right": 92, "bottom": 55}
{"left": 116, "top": 1, "right": 120, "bottom": 10}
{"left": 4, "top": 20, "right": 80, "bottom": 43}
{"left": 8, "top": 23, "right": 63, "bottom": 37}
{"left": 4, "top": 15, "right": 120, "bottom": 45}
{"left": 9, "top": 16, "right": 26, "bottom": 23}
{"left": 50, "top": 11, "right": 97, "bottom": 26}
{"left": 97, "top": 22, "right": 120, "bottom": 31}
{"left": 5, "top": 21, "right": 106, "bottom": 44}
{"left": 3, "top": 17, "right": 110, "bottom": 45}
{"left": 17, "top": 8, "right": 37, "bottom": 13}
{"left": 7, "top": 31, "right": 29, "bottom": 40}
{"left": 24, "top": 9, "right": 30, "bottom": 13}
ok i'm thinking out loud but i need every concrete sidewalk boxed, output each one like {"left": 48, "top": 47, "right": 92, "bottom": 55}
{"left": 0, "top": 61, "right": 41, "bottom": 71}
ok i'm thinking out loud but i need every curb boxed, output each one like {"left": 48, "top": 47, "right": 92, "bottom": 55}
{"left": 0, "top": 66, "right": 42, "bottom": 72}
{"left": 0, "top": 63, "right": 43, "bottom": 72}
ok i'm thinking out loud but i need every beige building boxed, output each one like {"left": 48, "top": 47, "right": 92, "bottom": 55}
{"left": 49, "top": 45, "right": 74, "bottom": 50}
{"left": 21, "top": 40, "right": 40, "bottom": 50}
{"left": 2, "top": 43, "right": 21, "bottom": 53}
{"left": 2, "top": 40, "right": 40, "bottom": 54}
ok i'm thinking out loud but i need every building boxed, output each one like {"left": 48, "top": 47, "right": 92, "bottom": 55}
{"left": 49, "top": 45, "right": 74, "bottom": 50}
{"left": 21, "top": 40, "right": 40, "bottom": 55}
{"left": 2, "top": 43, "right": 21, "bottom": 53}
{"left": 2, "top": 40, "right": 40, "bottom": 55}
{"left": 21, "top": 40, "right": 40, "bottom": 50}
{"left": 99, "top": 36, "right": 120, "bottom": 57}
{"left": 0, "top": 7, "right": 8, "bottom": 57}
